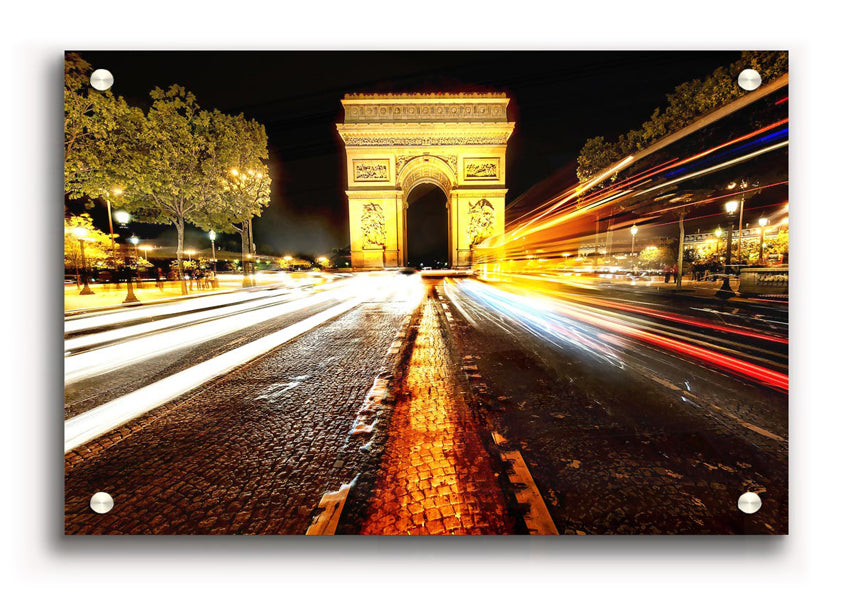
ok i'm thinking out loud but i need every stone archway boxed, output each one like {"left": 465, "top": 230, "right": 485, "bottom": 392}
{"left": 337, "top": 93, "right": 515, "bottom": 269}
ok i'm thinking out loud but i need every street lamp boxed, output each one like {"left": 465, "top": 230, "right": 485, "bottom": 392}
{"left": 122, "top": 235, "right": 140, "bottom": 303}
{"left": 104, "top": 188, "right": 122, "bottom": 270}
{"left": 114, "top": 210, "right": 130, "bottom": 228}
{"left": 72, "top": 227, "right": 94, "bottom": 295}
{"left": 716, "top": 200, "right": 739, "bottom": 298}
{"left": 209, "top": 231, "right": 218, "bottom": 288}
{"left": 728, "top": 179, "right": 757, "bottom": 265}
{"left": 758, "top": 217, "right": 768, "bottom": 264}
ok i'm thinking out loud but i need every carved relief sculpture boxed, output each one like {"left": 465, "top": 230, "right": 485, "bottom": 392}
{"left": 467, "top": 198, "right": 496, "bottom": 246}
{"left": 353, "top": 159, "right": 390, "bottom": 181}
{"left": 464, "top": 158, "right": 499, "bottom": 179}
{"left": 361, "top": 203, "right": 387, "bottom": 248}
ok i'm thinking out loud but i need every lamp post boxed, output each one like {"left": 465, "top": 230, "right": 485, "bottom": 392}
{"left": 124, "top": 235, "right": 140, "bottom": 303}
{"left": 758, "top": 217, "right": 768, "bottom": 265}
{"left": 716, "top": 200, "right": 739, "bottom": 298}
{"left": 209, "top": 231, "right": 218, "bottom": 288}
{"left": 72, "top": 227, "right": 94, "bottom": 295}
{"left": 113, "top": 210, "right": 138, "bottom": 302}
{"left": 728, "top": 179, "right": 757, "bottom": 266}
{"left": 105, "top": 188, "right": 122, "bottom": 271}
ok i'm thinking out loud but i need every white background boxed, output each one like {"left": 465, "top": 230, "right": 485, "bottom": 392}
{"left": 2, "top": 1, "right": 846, "bottom": 597}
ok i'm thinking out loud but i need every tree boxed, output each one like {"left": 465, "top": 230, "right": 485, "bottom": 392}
{"left": 576, "top": 51, "right": 789, "bottom": 183}
{"left": 194, "top": 110, "right": 272, "bottom": 287}
{"left": 112, "top": 86, "right": 221, "bottom": 293}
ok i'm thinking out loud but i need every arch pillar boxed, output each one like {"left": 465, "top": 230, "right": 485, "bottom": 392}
{"left": 451, "top": 188, "right": 508, "bottom": 268}
{"left": 347, "top": 190, "right": 403, "bottom": 268}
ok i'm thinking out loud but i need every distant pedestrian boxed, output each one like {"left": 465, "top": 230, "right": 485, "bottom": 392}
{"left": 663, "top": 265, "right": 671, "bottom": 283}
{"left": 156, "top": 268, "right": 164, "bottom": 291}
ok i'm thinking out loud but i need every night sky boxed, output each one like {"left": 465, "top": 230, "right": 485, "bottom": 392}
{"left": 74, "top": 50, "right": 742, "bottom": 256}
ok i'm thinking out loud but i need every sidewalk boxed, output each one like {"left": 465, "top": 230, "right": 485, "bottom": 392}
{"left": 64, "top": 278, "right": 243, "bottom": 314}
{"left": 64, "top": 272, "right": 329, "bottom": 314}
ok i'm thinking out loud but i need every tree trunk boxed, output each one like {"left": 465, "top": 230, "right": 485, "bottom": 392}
{"left": 241, "top": 220, "right": 251, "bottom": 288}
{"left": 177, "top": 216, "right": 188, "bottom": 295}
{"left": 248, "top": 217, "right": 255, "bottom": 286}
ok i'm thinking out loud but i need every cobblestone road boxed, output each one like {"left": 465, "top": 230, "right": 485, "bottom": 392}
{"left": 65, "top": 280, "right": 418, "bottom": 535}
{"left": 359, "top": 296, "right": 512, "bottom": 535}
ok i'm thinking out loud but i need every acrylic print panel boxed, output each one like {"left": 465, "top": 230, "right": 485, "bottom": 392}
{"left": 64, "top": 50, "right": 788, "bottom": 535}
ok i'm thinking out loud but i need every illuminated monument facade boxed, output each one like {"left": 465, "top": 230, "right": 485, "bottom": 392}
{"left": 337, "top": 93, "right": 515, "bottom": 269}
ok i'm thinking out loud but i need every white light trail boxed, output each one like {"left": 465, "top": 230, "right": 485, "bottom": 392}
{"left": 64, "top": 275, "right": 339, "bottom": 334}
{"left": 65, "top": 288, "right": 282, "bottom": 334}
{"left": 64, "top": 298, "right": 360, "bottom": 453}
{"left": 65, "top": 288, "right": 311, "bottom": 352}
{"left": 64, "top": 287, "right": 344, "bottom": 385}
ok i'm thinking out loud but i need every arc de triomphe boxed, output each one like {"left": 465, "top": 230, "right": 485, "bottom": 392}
{"left": 337, "top": 93, "right": 515, "bottom": 269}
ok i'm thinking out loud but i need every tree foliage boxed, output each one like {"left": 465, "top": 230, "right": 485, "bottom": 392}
{"left": 64, "top": 53, "right": 143, "bottom": 202}
{"left": 576, "top": 51, "right": 789, "bottom": 183}
{"left": 195, "top": 111, "right": 272, "bottom": 234}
